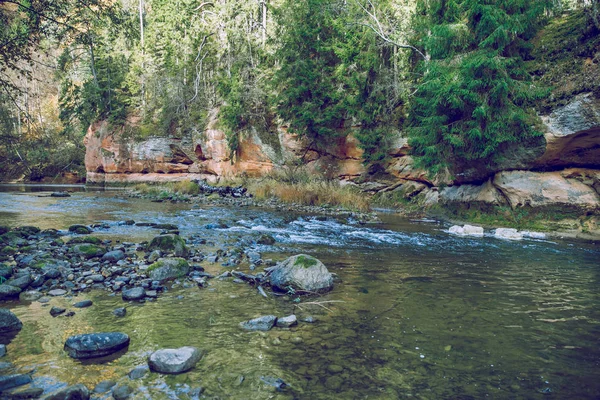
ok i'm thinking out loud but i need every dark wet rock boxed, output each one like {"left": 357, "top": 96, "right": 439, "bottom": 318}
{"left": 0, "top": 226, "right": 9, "bottom": 236}
{"left": 63, "top": 311, "right": 76, "bottom": 317}
{"left": 19, "top": 290, "right": 42, "bottom": 302}
{"left": 50, "top": 192, "right": 71, "bottom": 198}
{"left": 30, "top": 275, "right": 45, "bottom": 288}
{"left": 0, "top": 374, "right": 32, "bottom": 392}
{"left": 2, "top": 385, "right": 44, "bottom": 399}
{"left": 119, "top": 220, "right": 135, "bottom": 226}
{"left": 113, "top": 307, "right": 127, "bottom": 317}
{"left": 1, "top": 246, "right": 17, "bottom": 256}
{"left": 135, "top": 222, "right": 157, "bottom": 227}
{"left": 68, "top": 225, "right": 92, "bottom": 235}
{"left": 148, "top": 346, "right": 203, "bottom": 374}
{"left": 257, "top": 234, "right": 276, "bottom": 245}
{"left": 64, "top": 332, "right": 130, "bottom": 359}
{"left": 204, "top": 222, "right": 228, "bottom": 230}
{"left": 74, "top": 300, "right": 93, "bottom": 308}
{"left": 7, "top": 274, "right": 33, "bottom": 290}
{"left": 276, "top": 315, "right": 297, "bottom": 328}
{"left": 12, "top": 226, "right": 40, "bottom": 237}
{"left": 122, "top": 287, "right": 145, "bottom": 301}
{"left": 0, "top": 285, "right": 22, "bottom": 300}
{"left": 50, "top": 306, "right": 66, "bottom": 317}
{"left": 43, "top": 268, "right": 61, "bottom": 279}
{"left": 111, "top": 384, "right": 133, "bottom": 400}
{"left": 102, "top": 250, "right": 125, "bottom": 263}
{"left": 128, "top": 365, "right": 149, "bottom": 380}
{"left": 231, "top": 271, "right": 259, "bottom": 284}
{"left": 147, "top": 234, "right": 188, "bottom": 257}
{"left": 0, "top": 309, "right": 22, "bottom": 333}
{"left": 0, "top": 265, "right": 12, "bottom": 279}
{"left": 69, "top": 244, "right": 106, "bottom": 259}
{"left": 268, "top": 254, "right": 333, "bottom": 293}
{"left": 67, "top": 236, "right": 102, "bottom": 245}
{"left": 42, "top": 384, "right": 90, "bottom": 400}
{"left": 154, "top": 223, "right": 178, "bottom": 230}
{"left": 147, "top": 258, "right": 190, "bottom": 282}
{"left": 239, "top": 315, "right": 277, "bottom": 331}
{"left": 93, "top": 380, "right": 116, "bottom": 393}
{"left": 0, "top": 344, "right": 5, "bottom": 357}
{"left": 48, "top": 289, "right": 67, "bottom": 296}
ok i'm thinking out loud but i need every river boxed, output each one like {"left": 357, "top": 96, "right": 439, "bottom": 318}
{"left": 0, "top": 185, "right": 598, "bottom": 399}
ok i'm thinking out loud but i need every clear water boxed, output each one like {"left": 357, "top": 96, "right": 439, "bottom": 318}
{"left": 0, "top": 186, "right": 599, "bottom": 399}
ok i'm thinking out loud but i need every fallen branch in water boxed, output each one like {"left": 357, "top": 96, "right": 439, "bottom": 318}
{"left": 294, "top": 300, "right": 345, "bottom": 313}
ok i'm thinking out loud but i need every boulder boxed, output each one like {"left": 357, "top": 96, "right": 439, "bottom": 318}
{"left": 147, "top": 234, "right": 188, "bottom": 257}
{"left": 102, "top": 250, "right": 126, "bottom": 263}
{"left": 147, "top": 258, "right": 190, "bottom": 282}
{"left": 6, "top": 274, "right": 33, "bottom": 290}
{"left": 42, "top": 384, "right": 90, "bottom": 400}
{"left": 148, "top": 346, "right": 203, "bottom": 374}
{"left": 0, "top": 285, "right": 22, "bottom": 300}
{"left": 440, "top": 180, "right": 507, "bottom": 206}
{"left": 64, "top": 332, "right": 130, "bottom": 359}
{"left": 70, "top": 244, "right": 106, "bottom": 259}
{"left": 493, "top": 170, "right": 600, "bottom": 210}
{"left": 239, "top": 315, "right": 277, "bottom": 331}
{"left": 50, "top": 306, "right": 66, "bottom": 317}
{"left": 68, "top": 225, "right": 92, "bottom": 235}
{"left": 494, "top": 228, "right": 523, "bottom": 241}
{"left": 122, "top": 287, "right": 146, "bottom": 301}
{"left": 0, "top": 309, "right": 22, "bottom": 333}
{"left": 19, "top": 290, "right": 42, "bottom": 302}
{"left": 257, "top": 234, "right": 276, "bottom": 245}
{"left": 268, "top": 254, "right": 333, "bottom": 293}
{"left": 448, "top": 225, "right": 484, "bottom": 237}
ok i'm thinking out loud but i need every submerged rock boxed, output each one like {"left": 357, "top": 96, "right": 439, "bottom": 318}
{"left": 74, "top": 300, "right": 93, "bottom": 308}
{"left": 148, "top": 346, "right": 203, "bottom": 374}
{"left": 122, "top": 287, "right": 146, "bottom": 301}
{"left": 240, "top": 315, "right": 277, "bottom": 331}
{"left": 50, "top": 192, "right": 71, "bottom": 198}
{"left": 50, "top": 306, "right": 66, "bottom": 317}
{"left": 0, "top": 374, "right": 32, "bottom": 392}
{"left": 43, "top": 384, "right": 90, "bottom": 400}
{"left": 64, "top": 332, "right": 130, "bottom": 359}
{"left": 276, "top": 315, "right": 298, "bottom": 328}
{"left": 113, "top": 307, "right": 127, "bottom": 317}
{"left": 147, "top": 258, "right": 190, "bottom": 282}
{"left": 128, "top": 365, "right": 149, "bottom": 380}
{"left": 112, "top": 384, "right": 133, "bottom": 400}
{"left": 68, "top": 225, "right": 92, "bottom": 235}
{"left": 268, "top": 254, "right": 333, "bottom": 293}
{"left": 0, "top": 309, "right": 22, "bottom": 333}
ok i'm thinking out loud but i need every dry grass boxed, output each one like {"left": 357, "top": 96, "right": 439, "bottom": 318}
{"left": 171, "top": 180, "right": 200, "bottom": 195}
{"left": 134, "top": 180, "right": 199, "bottom": 196}
{"left": 247, "top": 177, "right": 371, "bottom": 212}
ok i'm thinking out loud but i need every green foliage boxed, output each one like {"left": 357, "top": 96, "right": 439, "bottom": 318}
{"left": 407, "top": 0, "right": 554, "bottom": 177}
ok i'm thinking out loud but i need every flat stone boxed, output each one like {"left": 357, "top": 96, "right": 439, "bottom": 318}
{"left": 128, "top": 365, "right": 149, "bottom": 380}
{"left": 122, "top": 287, "right": 145, "bottom": 301}
{"left": 0, "top": 374, "right": 32, "bottom": 392}
{"left": 240, "top": 315, "right": 277, "bottom": 331}
{"left": 148, "top": 346, "right": 203, "bottom": 374}
{"left": 74, "top": 300, "right": 93, "bottom": 308}
{"left": 64, "top": 332, "right": 130, "bottom": 359}
{"left": 19, "top": 290, "right": 42, "bottom": 302}
{"left": 48, "top": 289, "right": 67, "bottom": 296}
{"left": 276, "top": 315, "right": 297, "bottom": 328}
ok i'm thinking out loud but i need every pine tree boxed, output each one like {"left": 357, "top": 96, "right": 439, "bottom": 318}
{"left": 407, "top": 0, "right": 554, "bottom": 178}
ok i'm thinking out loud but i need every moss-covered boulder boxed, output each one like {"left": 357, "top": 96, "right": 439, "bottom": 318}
{"left": 147, "top": 234, "right": 188, "bottom": 257}
{"left": 67, "top": 236, "right": 103, "bottom": 245}
{"left": 12, "top": 226, "right": 40, "bottom": 237}
{"left": 268, "top": 254, "right": 333, "bottom": 294}
{"left": 68, "top": 225, "right": 92, "bottom": 235}
{"left": 0, "top": 246, "right": 17, "bottom": 256}
{"left": 70, "top": 244, "right": 106, "bottom": 259}
{"left": 147, "top": 258, "right": 190, "bottom": 282}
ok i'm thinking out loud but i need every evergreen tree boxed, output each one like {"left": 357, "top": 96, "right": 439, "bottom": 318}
{"left": 407, "top": 0, "right": 554, "bottom": 177}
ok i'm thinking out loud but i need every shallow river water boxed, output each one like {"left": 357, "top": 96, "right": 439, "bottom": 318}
{"left": 0, "top": 186, "right": 599, "bottom": 399}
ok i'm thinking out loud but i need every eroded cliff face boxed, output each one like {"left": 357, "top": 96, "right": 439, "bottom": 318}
{"left": 85, "top": 94, "right": 600, "bottom": 216}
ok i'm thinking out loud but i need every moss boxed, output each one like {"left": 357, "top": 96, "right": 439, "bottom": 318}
{"left": 147, "top": 258, "right": 189, "bottom": 273}
{"left": 70, "top": 244, "right": 106, "bottom": 258}
{"left": 68, "top": 236, "right": 103, "bottom": 245}
{"left": 294, "top": 255, "right": 318, "bottom": 269}
{"left": 0, "top": 246, "right": 17, "bottom": 256}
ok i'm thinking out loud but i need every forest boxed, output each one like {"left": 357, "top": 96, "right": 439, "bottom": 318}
{"left": 0, "top": 0, "right": 598, "bottom": 181}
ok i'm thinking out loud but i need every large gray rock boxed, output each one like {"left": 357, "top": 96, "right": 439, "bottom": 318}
{"left": 122, "top": 287, "right": 146, "bottom": 301}
{"left": 147, "top": 234, "right": 188, "bottom": 257}
{"left": 268, "top": 254, "right": 333, "bottom": 293}
{"left": 102, "top": 250, "right": 126, "bottom": 263}
{"left": 240, "top": 315, "right": 277, "bottom": 331}
{"left": 0, "top": 309, "right": 22, "bottom": 333}
{"left": 440, "top": 180, "right": 507, "bottom": 206}
{"left": 147, "top": 346, "right": 202, "bottom": 374}
{"left": 70, "top": 244, "right": 106, "bottom": 259}
{"left": 42, "top": 384, "right": 90, "bottom": 400}
{"left": 6, "top": 274, "right": 33, "bottom": 290}
{"left": 0, "top": 284, "right": 22, "bottom": 300}
{"left": 64, "top": 332, "right": 130, "bottom": 359}
{"left": 147, "top": 258, "right": 190, "bottom": 282}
